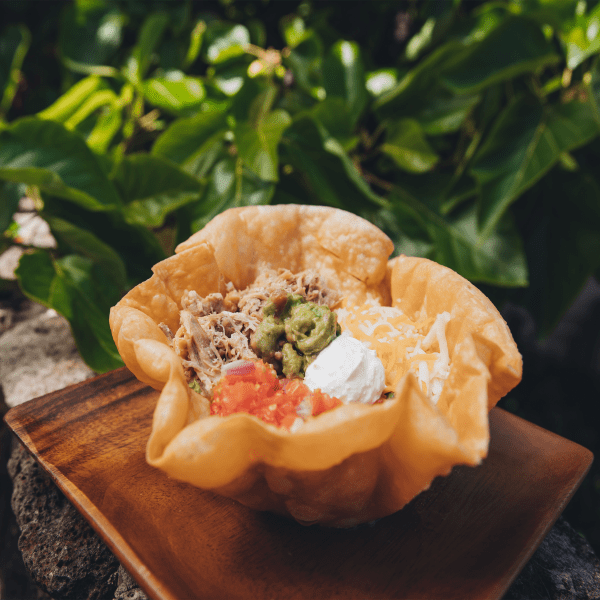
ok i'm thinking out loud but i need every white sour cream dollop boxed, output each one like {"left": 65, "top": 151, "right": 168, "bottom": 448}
{"left": 304, "top": 332, "right": 386, "bottom": 404}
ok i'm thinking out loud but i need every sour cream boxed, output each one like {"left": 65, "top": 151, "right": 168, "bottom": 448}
{"left": 304, "top": 332, "right": 386, "bottom": 404}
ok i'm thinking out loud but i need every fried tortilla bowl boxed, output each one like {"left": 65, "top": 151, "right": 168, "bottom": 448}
{"left": 109, "top": 205, "right": 522, "bottom": 527}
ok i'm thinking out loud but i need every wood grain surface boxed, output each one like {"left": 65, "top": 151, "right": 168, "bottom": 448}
{"left": 4, "top": 367, "right": 594, "bottom": 600}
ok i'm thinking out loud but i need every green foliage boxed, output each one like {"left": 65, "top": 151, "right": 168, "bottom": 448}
{"left": 2, "top": 0, "right": 600, "bottom": 372}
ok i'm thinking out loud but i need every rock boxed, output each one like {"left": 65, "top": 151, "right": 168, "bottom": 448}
{"left": 113, "top": 566, "right": 149, "bottom": 600}
{"left": 8, "top": 443, "right": 120, "bottom": 600}
{"left": 504, "top": 517, "right": 600, "bottom": 599}
{"left": 0, "top": 308, "right": 95, "bottom": 408}
{"left": 0, "top": 388, "right": 52, "bottom": 600}
{"left": 6, "top": 438, "right": 600, "bottom": 600}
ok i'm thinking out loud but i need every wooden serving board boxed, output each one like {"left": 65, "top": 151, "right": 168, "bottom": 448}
{"left": 4, "top": 368, "right": 593, "bottom": 600}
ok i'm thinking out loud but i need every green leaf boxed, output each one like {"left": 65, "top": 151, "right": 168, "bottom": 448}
{"left": 111, "top": 154, "right": 202, "bottom": 228}
{"left": 152, "top": 108, "right": 228, "bottom": 173}
{"left": 560, "top": 3, "right": 600, "bottom": 70}
{"left": 203, "top": 22, "right": 250, "bottom": 64}
{"left": 415, "top": 91, "right": 480, "bottom": 135}
{"left": 0, "top": 24, "right": 31, "bottom": 116}
{"left": 183, "top": 19, "right": 206, "bottom": 69}
{"left": 0, "top": 181, "right": 24, "bottom": 234}
{"left": 234, "top": 109, "right": 291, "bottom": 182}
{"left": 322, "top": 40, "right": 367, "bottom": 127}
{"left": 0, "top": 118, "right": 122, "bottom": 210}
{"left": 125, "top": 12, "right": 169, "bottom": 85}
{"left": 280, "top": 117, "right": 382, "bottom": 213}
{"left": 86, "top": 104, "right": 123, "bottom": 153}
{"left": 182, "top": 157, "right": 274, "bottom": 234}
{"left": 280, "top": 16, "right": 311, "bottom": 49}
{"left": 45, "top": 215, "right": 127, "bottom": 290}
{"left": 63, "top": 89, "right": 119, "bottom": 130}
{"left": 284, "top": 31, "right": 324, "bottom": 98}
{"left": 366, "top": 69, "right": 398, "bottom": 97}
{"left": 210, "top": 64, "right": 246, "bottom": 97}
{"left": 389, "top": 187, "right": 528, "bottom": 287}
{"left": 41, "top": 196, "right": 165, "bottom": 286}
{"left": 309, "top": 97, "right": 356, "bottom": 143}
{"left": 443, "top": 16, "right": 561, "bottom": 93}
{"left": 59, "top": 3, "right": 124, "bottom": 75}
{"left": 15, "top": 250, "right": 124, "bottom": 372}
{"left": 37, "top": 76, "right": 108, "bottom": 122}
{"left": 231, "top": 77, "right": 275, "bottom": 124}
{"left": 143, "top": 71, "right": 206, "bottom": 116}
{"left": 14, "top": 250, "right": 56, "bottom": 306}
{"left": 373, "top": 40, "right": 469, "bottom": 117}
{"left": 380, "top": 118, "right": 439, "bottom": 173}
{"left": 471, "top": 95, "right": 600, "bottom": 240}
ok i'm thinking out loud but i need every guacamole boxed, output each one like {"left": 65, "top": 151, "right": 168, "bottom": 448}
{"left": 252, "top": 293, "right": 340, "bottom": 377}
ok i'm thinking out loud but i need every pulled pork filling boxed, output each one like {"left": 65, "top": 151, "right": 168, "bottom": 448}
{"left": 159, "top": 269, "right": 339, "bottom": 395}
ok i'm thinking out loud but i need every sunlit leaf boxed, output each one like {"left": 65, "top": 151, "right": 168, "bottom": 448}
{"left": 211, "top": 63, "right": 246, "bottom": 96}
{"left": 366, "top": 69, "right": 398, "bottom": 97}
{"left": 203, "top": 22, "right": 250, "bottom": 64}
{"left": 560, "top": 3, "right": 600, "bottom": 69}
{"left": 183, "top": 19, "right": 206, "bottom": 68}
{"left": 281, "top": 16, "right": 310, "bottom": 49}
{"left": 63, "top": 89, "right": 118, "bottom": 130}
{"left": 143, "top": 71, "right": 206, "bottom": 115}
{"left": 37, "top": 76, "right": 109, "bottom": 122}
{"left": 86, "top": 105, "right": 122, "bottom": 153}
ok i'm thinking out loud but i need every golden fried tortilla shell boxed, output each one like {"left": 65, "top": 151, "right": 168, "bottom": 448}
{"left": 175, "top": 206, "right": 394, "bottom": 304}
{"left": 113, "top": 274, "right": 180, "bottom": 333}
{"left": 152, "top": 242, "right": 221, "bottom": 308}
{"left": 108, "top": 205, "right": 521, "bottom": 527}
{"left": 109, "top": 306, "right": 170, "bottom": 390}
{"left": 389, "top": 255, "right": 522, "bottom": 408}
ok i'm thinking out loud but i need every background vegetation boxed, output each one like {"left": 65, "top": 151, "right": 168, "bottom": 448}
{"left": 1, "top": 0, "right": 599, "bottom": 553}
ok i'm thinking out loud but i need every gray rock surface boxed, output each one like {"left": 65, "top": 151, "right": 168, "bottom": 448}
{"left": 0, "top": 293, "right": 147, "bottom": 600}
{"left": 8, "top": 443, "right": 120, "bottom": 600}
{"left": 113, "top": 566, "right": 149, "bottom": 600}
{"left": 0, "top": 308, "right": 95, "bottom": 408}
{"left": 506, "top": 518, "right": 600, "bottom": 599}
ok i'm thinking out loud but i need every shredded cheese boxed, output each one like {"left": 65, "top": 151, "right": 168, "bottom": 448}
{"left": 335, "top": 302, "right": 452, "bottom": 405}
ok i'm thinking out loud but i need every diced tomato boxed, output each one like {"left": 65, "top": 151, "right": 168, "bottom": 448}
{"left": 210, "top": 360, "right": 342, "bottom": 429}
{"left": 311, "top": 390, "right": 343, "bottom": 416}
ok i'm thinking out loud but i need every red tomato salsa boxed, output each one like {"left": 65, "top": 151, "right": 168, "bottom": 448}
{"left": 210, "top": 360, "right": 342, "bottom": 429}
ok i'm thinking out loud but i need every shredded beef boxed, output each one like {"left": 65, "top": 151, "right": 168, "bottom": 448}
{"left": 160, "top": 269, "right": 338, "bottom": 395}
